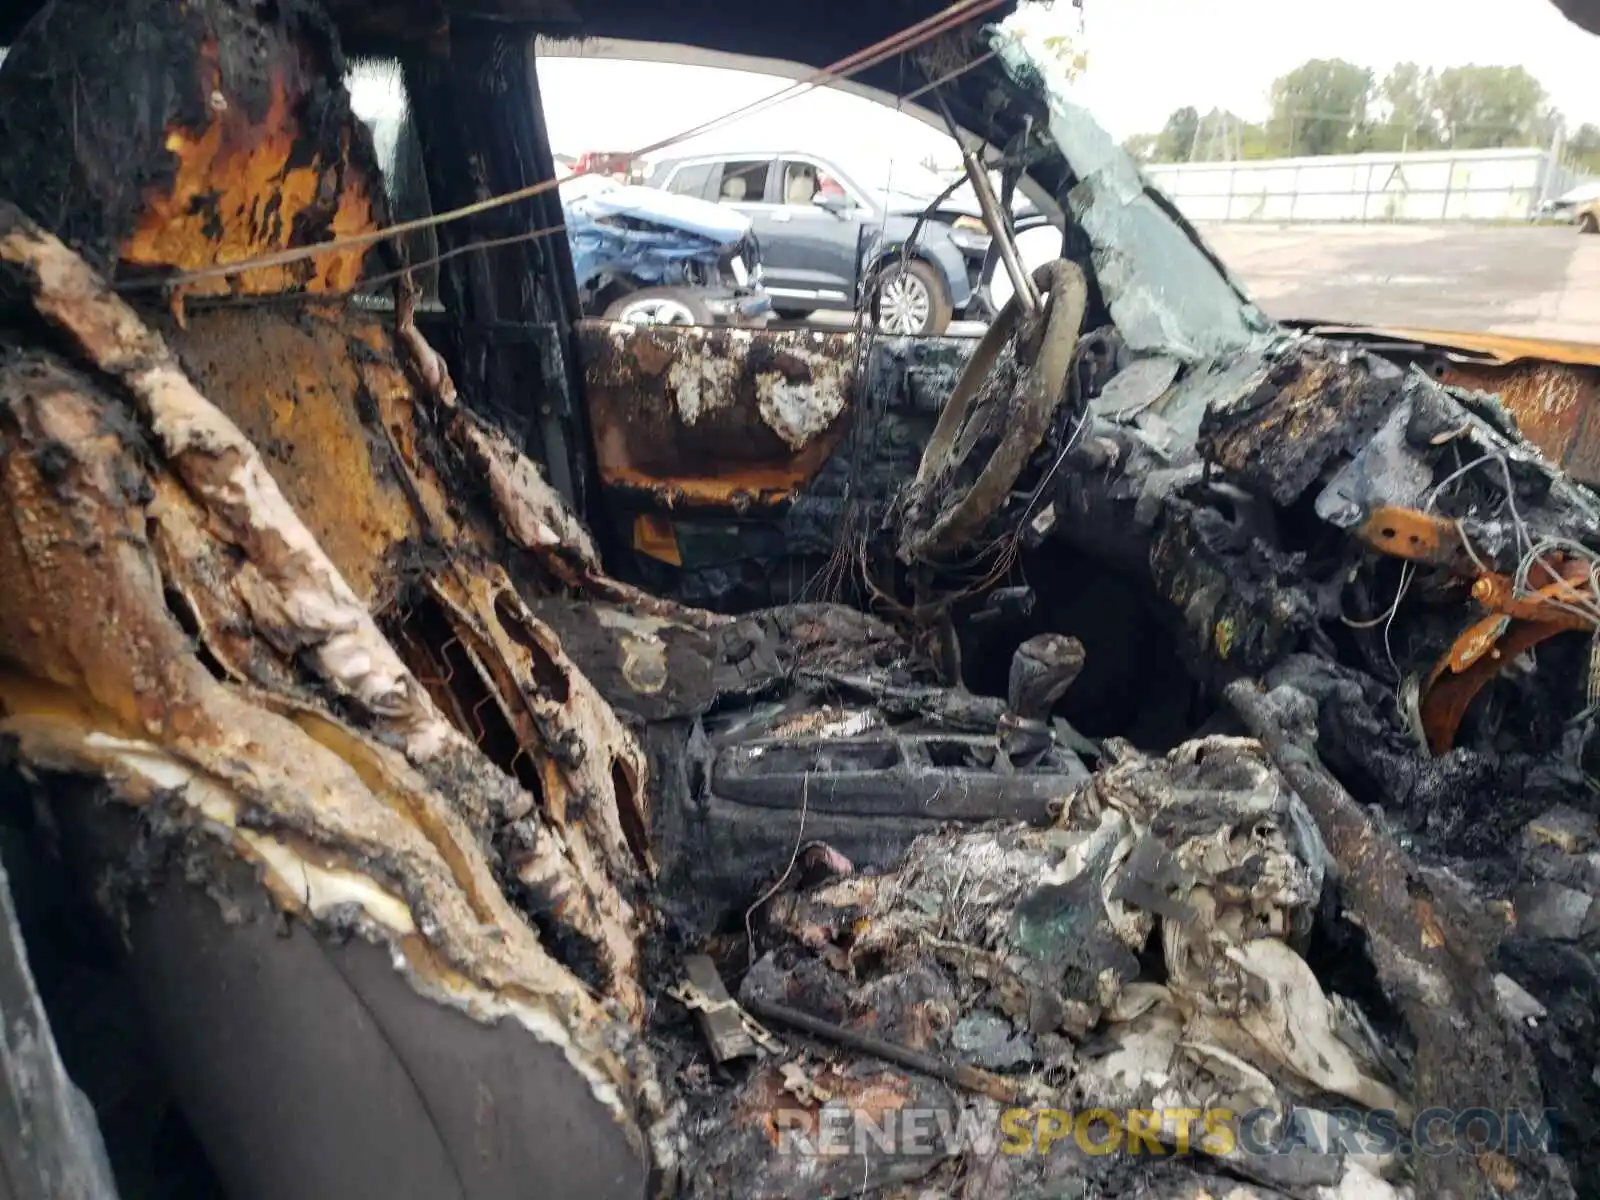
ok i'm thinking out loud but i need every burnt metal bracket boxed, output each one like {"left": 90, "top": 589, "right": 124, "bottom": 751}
{"left": 960, "top": 141, "right": 1040, "bottom": 319}
{"left": 668, "top": 956, "right": 783, "bottom": 1062}
{"left": 933, "top": 92, "right": 1040, "bottom": 319}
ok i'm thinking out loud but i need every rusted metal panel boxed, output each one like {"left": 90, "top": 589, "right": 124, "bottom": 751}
{"left": 1435, "top": 359, "right": 1600, "bottom": 487}
{"left": 165, "top": 306, "right": 421, "bottom": 607}
{"left": 1298, "top": 324, "right": 1600, "bottom": 488}
{"left": 577, "top": 319, "right": 857, "bottom": 510}
{"left": 1305, "top": 323, "right": 1600, "bottom": 368}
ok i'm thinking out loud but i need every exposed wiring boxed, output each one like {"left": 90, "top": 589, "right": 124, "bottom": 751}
{"left": 901, "top": 49, "right": 999, "bottom": 102}
{"left": 743, "top": 772, "right": 809, "bottom": 967}
{"left": 163, "top": 223, "right": 568, "bottom": 312}
{"left": 1381, "top": 560, "right": 1416, "bottom": 679}
{"left": 1342, "top": 430, "right": 1600, "bottom": 729}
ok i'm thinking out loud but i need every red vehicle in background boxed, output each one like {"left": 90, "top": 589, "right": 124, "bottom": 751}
{"left": 573, "top": 150, "right": 642, "bottom": 182}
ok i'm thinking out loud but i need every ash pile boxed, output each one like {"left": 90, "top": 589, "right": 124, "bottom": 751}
{"left": 635, "top": 262, "right": 1600, "bottom": 1200}
{"left": 654, "top": 710, "right": 1591, "bottom": 1200}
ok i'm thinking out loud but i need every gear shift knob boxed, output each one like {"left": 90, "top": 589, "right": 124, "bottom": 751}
{"left": 1007, "top": 634, "right": 1086, "bottom": 722}
{"left": 1000, "top": 634, "right": 1085, "bottom": 761}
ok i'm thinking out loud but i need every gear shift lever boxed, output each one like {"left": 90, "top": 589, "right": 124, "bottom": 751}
{"left": 999, "top": 634, "right": 1085, "bottom": 761}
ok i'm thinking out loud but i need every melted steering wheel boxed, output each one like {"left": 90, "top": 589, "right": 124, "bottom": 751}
{"left": 896, "top": 259, "right": 1089, "bottom": 564}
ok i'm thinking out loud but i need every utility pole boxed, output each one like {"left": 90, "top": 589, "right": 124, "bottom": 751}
{"left": 1537, "top": 115, "right": 1567, "bottom": 213}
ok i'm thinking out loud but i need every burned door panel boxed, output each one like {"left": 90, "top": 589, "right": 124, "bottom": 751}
{"left": 578, "top": 319, "right": 976, "bottom": 606}
{"left": 0, "top": 4, "right": 677, "bottom": 1194}
{"left": 579, "top": 319, "right": 857, "bottom": 507}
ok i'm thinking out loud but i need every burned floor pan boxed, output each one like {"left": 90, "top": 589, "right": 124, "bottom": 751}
{"left": 664, "top": 728, "right": 1576, "bottom": 1200}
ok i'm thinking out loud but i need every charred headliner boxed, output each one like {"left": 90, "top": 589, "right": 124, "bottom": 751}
{"left": 1551, "top": 0, "right": 1600, "bottom": 34}
{"left": 0, "top": 0, "right": 1020, "bottom": 72}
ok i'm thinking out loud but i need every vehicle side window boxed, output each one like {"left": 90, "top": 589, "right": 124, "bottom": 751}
{"left": 346, "top": 61, "right": 441, "bottom": 308}
{"left": 716, "top": 159, "right": 771, "bottom": 204}
{"left": 664, "top": 161, "right": 714, "bottom": 200}
{"left": 780, "top": 160, "right": 850, "bottom": 207}
{"left": 781, "top": 161, "right": 819, "bottom": 206}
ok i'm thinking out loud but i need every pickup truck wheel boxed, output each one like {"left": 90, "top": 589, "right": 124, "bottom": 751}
{"left": 773, "top": 307, "right": 816, "bottom": 322}
{"left": 871, "top": 259, "right": 952, "bottom": 336}
{"left": 1581, "top": 212, "right": 1599, "bottom": 234}
{"left": 604, "top": 287, "right": 713, "bottom": 326}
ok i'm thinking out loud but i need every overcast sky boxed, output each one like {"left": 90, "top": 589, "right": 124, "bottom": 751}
{"left": 352, "top": 0, "right": 1600, "bottom": 169}
{"left": 1073, "top": 0, "right": 1600, "bottom": 139}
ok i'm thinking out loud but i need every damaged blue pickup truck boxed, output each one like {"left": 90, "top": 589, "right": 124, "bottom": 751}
{"left": 559, "top": 174, "right": 772, "bottom": 326}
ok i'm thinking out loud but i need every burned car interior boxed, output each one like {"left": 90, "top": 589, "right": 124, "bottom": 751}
{"left": 2, "top": 1, "right": 1600, "bottom": 1199}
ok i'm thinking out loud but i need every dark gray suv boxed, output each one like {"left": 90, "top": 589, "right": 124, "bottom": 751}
{"left": 646, "top": 151, "right": 985, "bottom": 335}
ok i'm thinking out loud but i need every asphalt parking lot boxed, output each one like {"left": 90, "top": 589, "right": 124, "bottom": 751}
{"left": 805, "top": 223, "right": 1600, "bottom": 345}
{"left": 1198, "top": 222, "right": 1600, "bottom": 344}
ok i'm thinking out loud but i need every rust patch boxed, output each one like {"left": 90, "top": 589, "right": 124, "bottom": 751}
{"left": 1435, "top": 360, "right": 1600, "bottom": 488}
{"left": 165, "top": 306, "right": 419, "bottom": 607}
{"left": 1421, "top": 556, "right": 1599, "bottom": 754}
{"left": 632, "top": 514, "right": 683, "bottom": 566}
{"left": 1356, "top": 505, "right": 1474, "bottom": 571}
{"left": 122, "top": 53, "right": 374, "bottom": 297}
{"left": 578, "top": 320, "right": 855, "bottom": 510}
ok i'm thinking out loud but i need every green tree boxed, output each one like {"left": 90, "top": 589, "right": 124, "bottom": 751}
{"left": 1267, "top": 59, "right": 1376, "bottom": 156}
{"left": 1569, "top": 123, "right": 1600, "bottom": 173}
{"left": 1122, "top": 133, "right": 1160, "bottom": 162}
{"left": 1371, "top": 62, "right": 1439, "bottom": 151}
{"left": 1432, "top": 65, "right": 1547, "bottom": 148}
{"left": 1237, "top": 122, "right": 1276, "bottom": 160}
{"left": 1154, "top": 106, "right": 1200, "bottom": 162}
{"left": 1187, "top": 108, "right": 1272, "bottom": 161}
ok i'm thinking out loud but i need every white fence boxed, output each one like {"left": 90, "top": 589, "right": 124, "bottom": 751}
{"left": 1143, "top": 147, "right": 1578, "bottom": 223}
